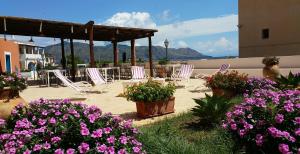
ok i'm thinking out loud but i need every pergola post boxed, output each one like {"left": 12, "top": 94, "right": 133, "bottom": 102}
{"left": 88, "top": 23, "right": 95, "bottom": 67}
{"left": 60, "top": 38, "right": 66, "bottom": 69}
{"left": 148, "top": 36, "right": 153, "bottom": 77}
{"left": 113, "top": 41, "right": 118, "bottom": 66}
{"left": 70, "top": 38, "right": 76, "bottom": 81}
{"left": 130, "top": 39, "right": 136, "bottom": 66}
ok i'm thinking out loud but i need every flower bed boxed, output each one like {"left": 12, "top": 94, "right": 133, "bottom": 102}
{"left": 222, "top": 87, "right": 300, "bottom": 153}
{"left": 0, "top": 99, "right": 145, "bottom": 154}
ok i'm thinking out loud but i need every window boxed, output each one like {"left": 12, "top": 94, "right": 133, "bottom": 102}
{"left": 262, "top": 29, "right": 269, "bottom": 39}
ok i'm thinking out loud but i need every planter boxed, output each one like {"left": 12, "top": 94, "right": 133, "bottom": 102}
{"left": 263, "top": 64, "right": 280, "bottom": 81}
{"left": 212, "top": 88, "right": 236, "bottom": 98}
{"left": 0, "top": 87, "right": 19, "bottom": 100}
{"left": 0, "top": 97, "right": 26, "bottom": 119}
{"left": 135, "top": 97, "right": 175, "bottom": 118}
{"left": 156, "top": 67, "right": 167, "bottom": 78}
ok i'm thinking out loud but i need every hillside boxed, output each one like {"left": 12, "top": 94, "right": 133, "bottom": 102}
{"left": 44, "top": 42, "right": 211, "bottom": 63}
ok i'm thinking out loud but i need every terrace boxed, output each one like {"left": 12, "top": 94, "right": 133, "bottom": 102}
{"left": 0, "top": 15, "right": 299, "bottom": 154}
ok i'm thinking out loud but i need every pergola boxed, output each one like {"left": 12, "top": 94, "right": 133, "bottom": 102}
{"left": 0, "top": 16, "right": 158, "bottom": 80}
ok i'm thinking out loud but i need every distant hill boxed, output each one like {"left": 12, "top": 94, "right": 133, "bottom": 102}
{"left": 44, "top": 42, "right": 212, "bottom": 63}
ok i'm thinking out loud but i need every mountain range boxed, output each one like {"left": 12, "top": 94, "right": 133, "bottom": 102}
{"left": 44, "top": 42, "right": 212, "bottom": 63}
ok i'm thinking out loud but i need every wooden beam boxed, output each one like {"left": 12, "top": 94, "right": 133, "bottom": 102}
{"left": 113, "top": 41, "right": 118, "bottom": 66}
{"left": 60, "top": 38, "right": 66, "bottom": 69}
{"left": 130, "top": 39, "right": 136, "bottom": 66}
{"left": 70, "top": 38, "right": 76, "bottom": 81}
{"left": 148, "top": 36, "right": 153, "bottom": 77}
{"left": 88, "top": 25, "right": 95, "bottom": 67}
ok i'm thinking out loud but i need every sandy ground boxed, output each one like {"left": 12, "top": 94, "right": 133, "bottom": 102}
{"left": 20, "top": 79, "right": 210, "bottom": 126}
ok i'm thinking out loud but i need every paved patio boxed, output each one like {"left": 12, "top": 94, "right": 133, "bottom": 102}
{"left": 20, "top": 79, "right": 209, "bottom": 126}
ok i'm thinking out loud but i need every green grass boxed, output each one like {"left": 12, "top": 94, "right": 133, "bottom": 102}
{"left": 138, "top": 112, "right": 235, "bottom": 154}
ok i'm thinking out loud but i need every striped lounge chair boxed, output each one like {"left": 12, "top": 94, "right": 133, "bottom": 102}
{"left": 53, "top": 70, "right": 96, "bottom": 94}
{"left": 86, "top": 68, "right": 106, "bottom": 86}
{"left": 171, "top": 64, "right": 194, "bottom": 87}
{"left": 195, "top": 63, "right": 230, "bottom": 79}
{"left": 131, "top": 66, "right": 148, "bottom": 81}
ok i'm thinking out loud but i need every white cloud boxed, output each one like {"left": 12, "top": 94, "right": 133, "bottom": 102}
{"left": 159, "top": 10, "right": 171, "bottom": 21}
{"left": 155, "top": 14, "right": 238, "bottom": 41}
{"left": 196, "top": 37, "right": 237, "bottom": 54}
{"left": 102, "top": 12, "right": 156, "bottom": 29}
{"left": 177, "top": 40, "right": 188, "bottom": 48}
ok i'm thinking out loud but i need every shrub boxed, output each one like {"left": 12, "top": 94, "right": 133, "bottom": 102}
{"left": 158, "top": 58, "right": 169, "bottom": 65}
{"left": 262, "top": 56, "right": 280, "bottom": 66}
{"left": 276, "top": 72, "right": 300, "bottom": 90}
{"left": 205, "top": 70, "right": 248, "bottom": 94}
{"left": 192, "top": 94, "right": 238, "bottom": 125}
{"left": 222, "top": 89, "right": 300, "bottom": 154}
{"left": 126, "top": 80, "right": 175, "bottom": 103}
{"left": 0, "top": 99, "right": 145, "bottom": 154}
{"left": 0, "top": 73, "right": 27, "bottom": 91}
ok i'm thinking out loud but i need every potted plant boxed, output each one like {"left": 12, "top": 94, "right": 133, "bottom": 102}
{"left": 262, "top": 56, "right": 280, "bottom": 81}
{"left": 0, "top": 73, "right": 27, "bottom": 100}
{"left": 205, "top": 70, "right": 248, "bottom": 98}
{"left": 0, "top": 73, "right": 27, "bottom": 119}
{"left": 156, "top": 58, "right": 170, "bottom": 78}
{"left": 126, "top": 80, "right": 176, "bottom": 118}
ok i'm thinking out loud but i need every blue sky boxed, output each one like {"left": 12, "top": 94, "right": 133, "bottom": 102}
{"left": 0, "top": 0, "right": 238, "bottom": 57}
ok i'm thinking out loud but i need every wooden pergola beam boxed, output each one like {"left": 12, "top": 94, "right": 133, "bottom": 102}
{"left": 113, "top": 41, "right": 118, "bottom": 66}
{"left": 131, "top": 39, "right": 136, "bottom": 66}
{"left": 148, "top": 36, "right": 153, "bottom": 77}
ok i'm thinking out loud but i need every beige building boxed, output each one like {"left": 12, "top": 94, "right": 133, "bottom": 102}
{"left": 239, "top": 0, "right": 300, "bottom": 58}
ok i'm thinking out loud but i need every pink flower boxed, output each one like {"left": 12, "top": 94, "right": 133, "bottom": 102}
{"left": 295, "top": 128, "right": 300, "bottom": 136}
{"left": 230, "top": 123, "right": 237, "bottom": 130}
{"left": 66, "top": 148, "right": 75, "bottom": 154}
{"left": 255, "top": 134, "right": 264, "bottom": 146}
{"left": 23, "top": 149, "right": 31, "bottom": 154}
{"left": 51, "top": 136, "right": 61, "bottom": 144}
{"left": 119, "top": 136, "right": 128, "bottom": 145}
{"left": 96, "top": 144, "right": 107, "bottom": 153}
{"left": 107, "top": 136, "right": 116, "bottom": 144}
{"left": 88, "top": 114, "right": 97, "bottom": 123}
{"left": 278, "top": 144, "right": 290, "bottom": 154}
{"left": 91, "top": 129, "right": 102, "bottom": 138}
{"left": 117, "top": 149, "right": 127, "bottom": 154}
{"left": 133, "top": 147, "right": 141, "bottom": 153}
{"left": 33, "top": 144, "right": 42, "bottom": 151}
{"left": 275, "top": 114, "right": 284, "bottom": 124}
{"left": 43, "top": 142, "right": 51, "bottom": 149}
{"left": 0, "top": 119, "right": 6, "bottom": 127}
{"left": 104, "top": 127, "right": 112, "bottom": 134}
{"left": 54, "top": 149, "right": 64, "bottom": 154}
{"left": 80, "top": 127, "right": 90, "bottom": 136}
{"left": 38, "top": 119, "right": 46, "bottom": 126}
{"left": 49, "top": 117, "right": 57, "bottom": 124}
{"left": 78, "top": 142, "right": 89, "bottom": 153}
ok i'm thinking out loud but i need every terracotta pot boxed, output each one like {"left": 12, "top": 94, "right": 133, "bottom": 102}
{"left": 135, "top": 97, "right": 175, "bottom": 118}
{"left": 0, "top": 97, "right": 27, "bottom": 119}
{"left": 156, "top": 67, "right": 167, "bottom": 78}
{"left": 263, "top": 64, "right": 280, "bottom": 81}
{"left": 0, "top": 88, "right": 19, "bottom": 100}
{"left": 212, "top": 88, "right": 236, "bottom": 98}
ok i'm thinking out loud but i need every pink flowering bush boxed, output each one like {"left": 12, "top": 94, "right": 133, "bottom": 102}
{"left": 222, "top": 88, "right": 300, "bottom": 154}
{"left": 0, "top": 99, "right": 145, "bottom": 154}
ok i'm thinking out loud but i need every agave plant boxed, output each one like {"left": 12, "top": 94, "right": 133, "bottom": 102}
{"left": 276, "top": 71, "right": 300, "bottom": 90}
{"left": 191, "top": 94, "right": 237, "bottom": 126}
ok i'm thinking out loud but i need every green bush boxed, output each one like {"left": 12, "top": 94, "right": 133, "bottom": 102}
{"left": 276, "top": 71, "right": 300, "bottom": 90}
{"left": 158, "top": 58, "right": 169, "bottom": 65}
{"left": 192, "top": 94, "right": 240, "bottom": 125}
{"left": 126, "top": 80, "right": 175, "bottom": 103}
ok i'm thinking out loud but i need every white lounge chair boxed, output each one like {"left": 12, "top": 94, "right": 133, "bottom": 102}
{"left": 86, "top": 68, "right": 106, "bottom": 86}
{"left": 53, "top": 70, "right": 97, "bottom": 94}
{"left": 195, "top": 63, "right": 230, "bottom": 79}
{"left": 131, "top": 66, "right": 148, "bottom": 81}
{"left": 171, "top": 64, "right": 194, "bottom": 87}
